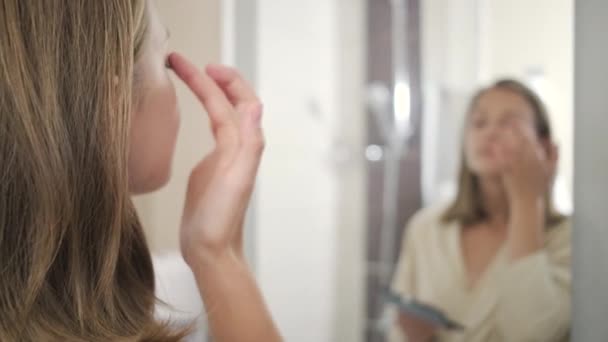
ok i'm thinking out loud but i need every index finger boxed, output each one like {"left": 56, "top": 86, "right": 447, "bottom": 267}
{"left": 511, "top": 116, "right": 537, "bottom": 141}
{"left": 168, "top": 52, "right": 235, "bottom": 130}
{"left": 503, "top": 118, "right": 537, "bottom": 154}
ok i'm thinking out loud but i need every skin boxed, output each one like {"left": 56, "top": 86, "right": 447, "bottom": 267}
{"left": 399, "top": 88, "right": 557, "bottom": 341}
{"left": 128, "top": 3, "right": 180, "bottom": 194}
{"left": 129, "top": 3, "right": 281, "bottom": 341}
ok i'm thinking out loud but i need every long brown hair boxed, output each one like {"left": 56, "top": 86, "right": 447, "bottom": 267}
{"left": 0, "top": 1, "right": 187, "bottom": 340}
{"left": 442, "top": 79, "right": 565, "bottom": 227}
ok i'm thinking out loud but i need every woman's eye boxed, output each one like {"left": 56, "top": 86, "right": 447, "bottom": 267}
{"left": 472, "top": 118, "right": 486, "bottom": 129}
{"left": 499, "top": 119, "right": 512, "bottom": 128}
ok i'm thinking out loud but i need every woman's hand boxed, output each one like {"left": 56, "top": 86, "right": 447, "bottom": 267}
{"left": 169, "top": 52, "right": 281, "bottom": 341}
{"left": 169, "top": 53, "right": 264, "bottom": 266}
{"left": 493, "top": 118, "right": 555, "bottom": 260}
{"left": 398, "top": 312, "right": 438, "bottom": 342}
{"left": 493, "top": 118, "right": 557, "bottom": 204}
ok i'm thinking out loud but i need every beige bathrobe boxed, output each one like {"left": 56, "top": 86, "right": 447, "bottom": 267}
{"left": 389, "top": 205, "right": 571, "bottom": 342}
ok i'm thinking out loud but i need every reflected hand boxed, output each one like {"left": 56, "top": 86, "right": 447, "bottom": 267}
{"left": 169, "top": 52, "right": 264, "bottom": 265}
{"left": 493, "top": 119, "right": 557, "bottom": 204}
{"left": 398, "top": 312, "right": 438, "bottom": 342}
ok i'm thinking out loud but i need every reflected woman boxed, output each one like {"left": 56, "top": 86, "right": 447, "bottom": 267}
{"left": 390, "top": 80, "right": 571, "bottom": 342}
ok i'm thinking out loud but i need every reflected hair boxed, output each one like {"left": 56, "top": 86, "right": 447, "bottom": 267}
{"left": 441, "top": 79, "right": 566, "bottom": 227}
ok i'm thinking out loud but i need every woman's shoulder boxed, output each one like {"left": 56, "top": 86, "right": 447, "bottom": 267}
{"left": 405, "top": 202, "right": 454, "bottom": 237}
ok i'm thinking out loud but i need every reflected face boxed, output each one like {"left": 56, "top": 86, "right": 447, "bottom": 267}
{"left": 128, "top": 4, "right": 180, "bottom": 194}
{"left": 465, "top": 88, "right": 537, "bottom": 176}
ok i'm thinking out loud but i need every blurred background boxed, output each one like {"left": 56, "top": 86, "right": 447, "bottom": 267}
{"left": 134, "top": 0, "right": 573, "bottom": 341}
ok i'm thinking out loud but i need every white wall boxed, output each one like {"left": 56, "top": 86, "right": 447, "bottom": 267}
{"left": 255, "top": 1, "right": 366, "bottom": 341}
{"left": 421, "top": 0, "right": 482, "bottom": 205}
{"left": 256, "top": 2, "right": 337, "bottom": 340}
{"left": 332, "top": 2, "right": 367, "bottom": 341}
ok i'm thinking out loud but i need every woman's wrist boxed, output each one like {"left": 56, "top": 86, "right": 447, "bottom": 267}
{"left": 186, "top": 245, "right": 282, "bottom": 342}
{"left": 507, "top": 195, "right": 546, "bottom": 260}
{"left": 184, "top": 245, "right": 246, "bottom": 273}
{"left": 503, "top": 173, "right": 545, "bottom": 205}
{"left": 510, "top": 194, "right": 545, "bottom": 218}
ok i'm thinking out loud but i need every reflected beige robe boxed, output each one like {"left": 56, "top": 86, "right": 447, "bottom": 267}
{"left": 389, "top": 205, "right": 571, "bottom": 342}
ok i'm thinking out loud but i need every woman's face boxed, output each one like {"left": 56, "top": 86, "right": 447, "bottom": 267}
{"left": 128, "top": 3, "right": 179, "bottom": 194}
{"left": 465, "top": 88, "right": 539, "bottom": 177}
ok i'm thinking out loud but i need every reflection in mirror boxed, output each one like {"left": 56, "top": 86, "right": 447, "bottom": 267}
{"left": 386, "top": 79, "right": 571, "bottom": 342}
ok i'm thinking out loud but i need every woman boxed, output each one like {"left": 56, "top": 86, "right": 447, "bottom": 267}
{"left": 0, "top": 1, "right": 280, "bottom": 341}
{"left": 390, "top": 80, "right": 571, "bottom": 341}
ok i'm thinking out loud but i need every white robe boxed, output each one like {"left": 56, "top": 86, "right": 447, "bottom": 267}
{"left": 389, "top": 205, "right": 571, "bottom": 342}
